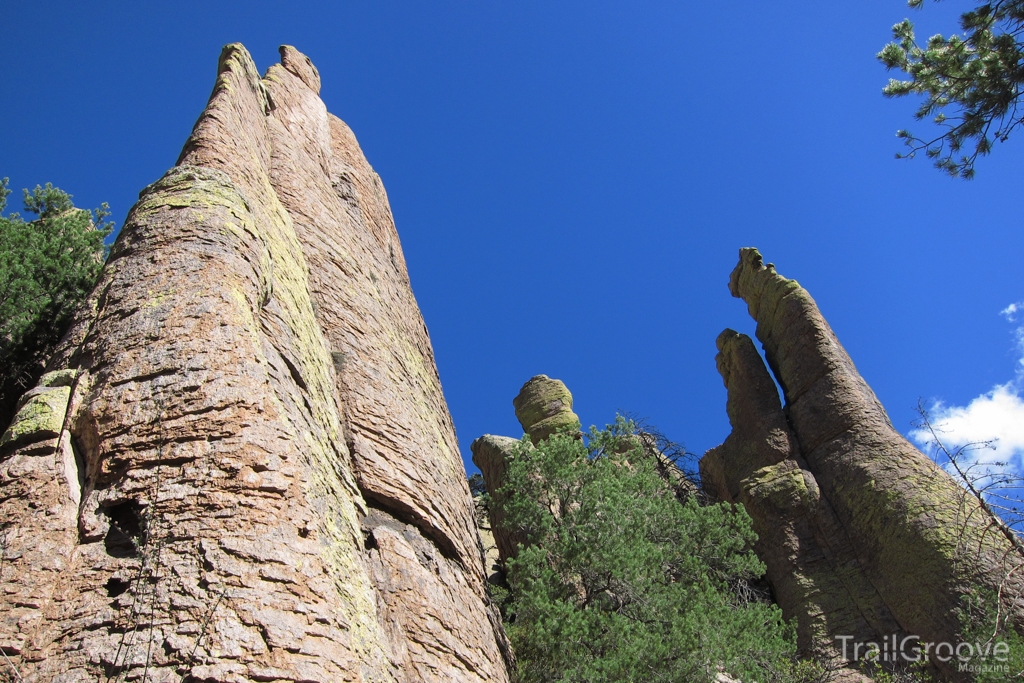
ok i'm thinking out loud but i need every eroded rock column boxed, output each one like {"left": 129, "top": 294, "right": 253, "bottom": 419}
{"left": 704, "top": 248, "right": 1024, "bottom": 680}
{"left": 0, "top": 43, "right": 510, "bottom": 683}
{"left": 702, "top": 330, "right": 900, "bottom": 670}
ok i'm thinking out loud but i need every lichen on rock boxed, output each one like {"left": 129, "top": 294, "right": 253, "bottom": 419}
{"left": 0, "top": 43, "right": 509, "bottom": 683}
{"left": 0, "top": 376, "right": 74, "bottom": 452}
{"left": 703, "top": 248, "right": 1024, "bottom": 681}
{"left": 512, "top": 374, "right": 581, "bottom": 443}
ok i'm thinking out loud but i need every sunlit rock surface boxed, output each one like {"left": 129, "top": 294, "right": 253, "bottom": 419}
{"left": 0, "top": 44, "right": 509, "bottom": 683}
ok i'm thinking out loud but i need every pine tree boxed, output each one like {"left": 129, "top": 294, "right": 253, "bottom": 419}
{"left": 493, "top": 417, "right": 820, "bottom": 683}
{"left": 878, "top": 0, "right": 1024, "bottom": 178}
{"left": 0, "top": 179, "right": 111, "bottom": 428}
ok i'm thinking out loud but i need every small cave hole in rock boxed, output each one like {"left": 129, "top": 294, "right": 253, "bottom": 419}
{"left": 103, "top": 501, "right": 146, "bottom": 558}
{"left": 105, "top": 577, "right": 130, "bottom": 597}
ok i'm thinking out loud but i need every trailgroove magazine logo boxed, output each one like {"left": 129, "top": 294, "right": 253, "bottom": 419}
{"left": 836, "top": 634, "right": 1011, "bottom": 674}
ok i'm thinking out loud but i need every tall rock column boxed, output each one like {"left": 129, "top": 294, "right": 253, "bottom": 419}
{"left": 253, "top": 44, "right": 510, "bottom": 681}
{"left": 701, "top": 330, "right": 900, "bottom": 669}
{"left": 0, "top": 44, "right": 509, "bottom": 683}
{"left": 704, "top": 248, "right": 1024, "bottom": 679}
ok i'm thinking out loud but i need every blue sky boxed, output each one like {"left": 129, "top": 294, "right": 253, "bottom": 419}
{"left": 3, "top": 0, "right": 1022, "bottom": 473}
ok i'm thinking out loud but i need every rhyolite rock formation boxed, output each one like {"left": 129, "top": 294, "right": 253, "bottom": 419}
{"left": 470, "top": 434, "right": 523, "bottom": 569}
{"left": 5, "top": 41, "right": 1021, "bottom": 683}
{"left": 702, "top": 248, "right": 1024, "bottom": 680}
{"left": 511, "top": 374, "right": 581, "bottom": 445}
{"left": 472, "top": 375, "right": 582, "bottom": 568}
{"left": 472, "top": 375, "right": 691, "bottom": 571}
{"left": 0, "top": 44, "right": 509, "bottom": 682}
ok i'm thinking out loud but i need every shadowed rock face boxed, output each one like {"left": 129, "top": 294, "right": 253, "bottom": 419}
{"left": 471, "top": 435, "right": 524, "bottom": 568}
{"left": 703, "top": 248, "right": 1024, "bottom": 681}
{"left": 0, "top": 44, "right": 509, "bottom": 683}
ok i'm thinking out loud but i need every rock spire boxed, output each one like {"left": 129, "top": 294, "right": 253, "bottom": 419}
{"left": 0, "top": 44, "right": 509, "bottom": 682}
{"left": 702, "top": 248, "right": 1024, "bottom": 681}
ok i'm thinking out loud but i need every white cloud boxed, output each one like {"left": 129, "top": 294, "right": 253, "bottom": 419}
{"left": 909, "top": 302, "right": 1024, "bottom": 471}
{"left": 1001, "top": 301, "right": 1022, "bottom": 322}
{"left": 1015, "top": 326, "right": 1024, "bottom": 374}
{"left": 910, "top": 384, "right": 1024, "bottom": 468}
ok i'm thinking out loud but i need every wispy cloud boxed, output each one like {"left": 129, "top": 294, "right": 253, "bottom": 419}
{"left": 909, "top": 303, "right": 1024, "bottom": 470}
{"left": 1001, "top": 301, "right": 1022, "bottom": 323}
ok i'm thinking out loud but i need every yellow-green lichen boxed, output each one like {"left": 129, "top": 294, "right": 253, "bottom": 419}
{"left": 743, "top": 463, "right": 813, "bottom": 511}
{"left": 144, "top": 288, "right": 176, "bottom": 308}
{"left": 1, "top": 385, "right": 71, "bottom": 449}
{"left": 38, "top": 368, "right": 79, "bottom": 388}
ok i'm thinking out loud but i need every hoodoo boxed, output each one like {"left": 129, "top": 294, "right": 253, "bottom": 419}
{"left": 0, "top": 44, "right": 509, "bottom": 682}
{"left": 702, "top": 248, "right": 1024, "bottom": 680}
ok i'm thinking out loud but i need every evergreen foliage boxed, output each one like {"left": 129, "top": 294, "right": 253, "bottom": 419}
{"left": 469, "top": 472, "right": 488, "bottom": 497}
{"left": 878, "top": 0, "right": 1024, "bottom": 178}
{"left": 0, "top": 178, "right": 111, "bottom": 429}
{"left": 492, "top": 417, "right": 820, "bottom": 683}
{"left": 955, "top": 589, "right": 1024, "bottom": 682}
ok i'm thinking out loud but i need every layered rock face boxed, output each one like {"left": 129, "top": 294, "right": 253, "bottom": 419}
{"left": 702, "top": 248, "right": 1024, "bottom": 679}
{"left": 0, "top": 44, "right": 509, "bottom": 683}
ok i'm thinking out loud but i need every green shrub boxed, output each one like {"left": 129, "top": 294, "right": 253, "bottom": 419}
{"left": 496, "top": 416, "right": 818, "bottom": 683}
{"left": 954, "top": 588, "right": 1024, "bottom": 682}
